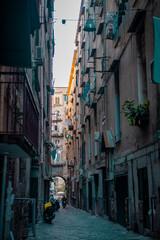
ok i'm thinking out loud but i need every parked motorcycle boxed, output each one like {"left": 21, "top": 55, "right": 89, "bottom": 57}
{"left": 43, "top": 202, "right": 55, "bottom": 224}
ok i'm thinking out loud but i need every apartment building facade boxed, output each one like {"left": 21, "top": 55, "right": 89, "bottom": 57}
{"left": 51, "top": 87, "right": 69, "bottom": 181}
{"left": 67, "top": 0, "right": 160, "bottom": 238}
{"left": 0, "top": 0, "right": 54, "bottom": 239}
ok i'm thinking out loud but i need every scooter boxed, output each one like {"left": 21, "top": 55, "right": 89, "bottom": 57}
{"left": 43, "top": 202, "right": 55, "bottom": 224}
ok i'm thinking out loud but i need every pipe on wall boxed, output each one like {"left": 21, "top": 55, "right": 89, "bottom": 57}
{"left": 40, "top": 0, "right": 44, "bottom": 164}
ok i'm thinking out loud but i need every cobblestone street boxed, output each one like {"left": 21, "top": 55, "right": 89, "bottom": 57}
{"left": 28, "top": 205, "right": 157, "bottom": 240}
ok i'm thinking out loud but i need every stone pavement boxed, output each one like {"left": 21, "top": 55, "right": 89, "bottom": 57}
{"left": 27, "top": 205, "right": 157, "bottom": 240}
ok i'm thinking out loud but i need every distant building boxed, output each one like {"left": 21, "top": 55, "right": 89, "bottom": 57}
{"left": 51, "top": 87, "right": 68, "bottom": 179}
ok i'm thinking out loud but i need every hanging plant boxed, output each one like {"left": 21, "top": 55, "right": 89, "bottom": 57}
{"left": 121, "top": 100, "right": 149, "bottom": 127}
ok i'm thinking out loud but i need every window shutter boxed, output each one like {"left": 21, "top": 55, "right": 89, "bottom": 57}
{"left": 95, "top": 142, "right": 98, "bottom": 156}
{"left": 88, "top": 134, "right": 91, "bottom": 161}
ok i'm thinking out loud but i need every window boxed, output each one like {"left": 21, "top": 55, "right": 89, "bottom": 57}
{"left": 64, "top": 95, "right": 68, "bottom": 101}
{"left": 88, "top": 34, "right": 90, "bottom": 59}
{"left": 55, "top": 125, "right": 58, "bottom": 131}
{"left": 55, "top": 97, "right": 60, "bottom": 105}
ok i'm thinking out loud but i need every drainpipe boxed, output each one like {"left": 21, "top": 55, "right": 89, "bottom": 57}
{"left": 0, "top": 153, "right": 8, "bottom": 240}
{"left": 103, "top": 1, "right": 108, "bottom": 130}
{"left": 49, "top": 11, "right": 53, "bottom": 167}
{"left": 40, "top": 0, "right": 44, "bottom": 164}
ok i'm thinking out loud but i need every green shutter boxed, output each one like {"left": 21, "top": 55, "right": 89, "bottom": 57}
{"left": 113, "top": 12, "right": 118, "bottom": 35}
{"left": 51, "top": 149, "right": 56, "bottom": 160}
{"left": 88, "top": 134, "right": 91, "bottom": 161}
{"left": 88, "top": 35, "right": 90, "bottom": 58}
{"left": 101, "top": 0, "right": 104, "bottom": 7}
{"left": 52, "top": 29, "right": 55, "bottom": 57}
{"left": 153, "top": 17, "right": 160, "bottom": 84}
{"left": 47, "top": 0, "right": 54, "bottom": 18}
{"left": 94, "top": 142, "right": 98, "bottom": 157}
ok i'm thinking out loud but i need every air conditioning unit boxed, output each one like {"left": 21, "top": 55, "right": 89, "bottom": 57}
{"left": 35, "top": 46, "right": 43, "bottom": 60}
{"left": 90, "top": 82, "right": 96, "bottom": 93}
{"left": 85, "top": 96, "right": 90, "bottom": 106}
{"left": 94, "top": 131, "right": 101, "bottom": 142}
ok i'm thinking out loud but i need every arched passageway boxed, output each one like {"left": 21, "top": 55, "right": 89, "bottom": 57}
{"left": 50, "top": 176, "right": 67, "bottom": 201}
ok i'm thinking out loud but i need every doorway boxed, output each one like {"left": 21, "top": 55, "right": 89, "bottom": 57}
{"left": 115, "top": 175, "right": 128, "bottom": 227}
{"left": 138, "top": 167, "right": 150, "bottom": 229}
{"left": 88, "top": 181, "right": 92, "bottom": 211}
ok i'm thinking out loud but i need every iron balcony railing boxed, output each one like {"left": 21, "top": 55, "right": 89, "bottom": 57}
{"left": 0, "top": 69, "right": 39, "bottom": 156}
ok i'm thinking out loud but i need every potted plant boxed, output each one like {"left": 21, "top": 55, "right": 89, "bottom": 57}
{"left": 121, "top": 100, "right": 149, "bottom": 127}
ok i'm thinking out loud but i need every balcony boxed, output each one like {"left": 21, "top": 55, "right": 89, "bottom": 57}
{"left": 52, "top": 118, "right": 62, "bottom": 123}
{"left": 0, "top": 69, "right": 39, "bottom": 157}
{"left": 52, "top": 132, "right": 64, "bottom": 138}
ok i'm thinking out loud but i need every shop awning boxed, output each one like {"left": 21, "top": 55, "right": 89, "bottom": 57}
{"left": 153, "top": 17, "right": 160, "bottom": 84}
{"left": 0, "top": 0, "right": 40, "bottom": 68}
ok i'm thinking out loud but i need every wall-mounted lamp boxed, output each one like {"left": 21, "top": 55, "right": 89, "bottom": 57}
{"left": 62, "top": 19, "right": 66, "bottom": 24}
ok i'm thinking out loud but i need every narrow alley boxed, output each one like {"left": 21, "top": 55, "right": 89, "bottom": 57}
{"left": 1, "top": 0, "right": 160, "bottom": 239}
{"left": 28, "top": 206, "right": 156, "bottom": 240}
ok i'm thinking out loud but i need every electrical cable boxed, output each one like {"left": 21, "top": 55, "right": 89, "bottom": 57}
{"left": 40, "top": 8, "right": 151, "bottom": 24}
